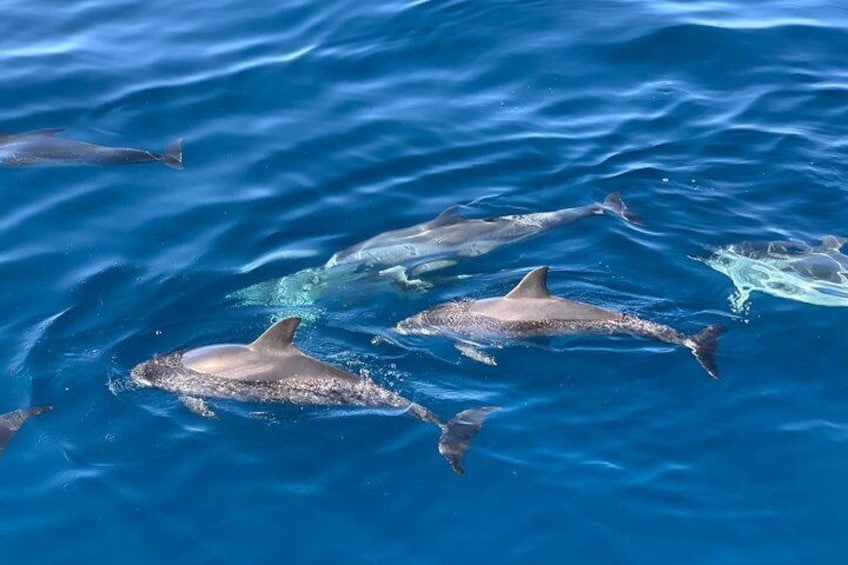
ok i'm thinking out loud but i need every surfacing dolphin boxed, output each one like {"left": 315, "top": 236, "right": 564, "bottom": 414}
{"left": 702, "top": 236, "right": 848, "bottom": 312}
{"left": 131, "top": 318, "right": 496, "bottom": 475}
{"left": 231, "top": 192, "right": 643, "bottom": 307}
{"left": 0, "top": 129, "right": 182, "bottom": 169}
{"left": 0, "top": 406, "right": 52, "bottom": 456}
{"left": 395, "top": 266, "right": 724, "bottom": 378}
{"left": 325, "top": 192, "right": 643, "bottom": 277}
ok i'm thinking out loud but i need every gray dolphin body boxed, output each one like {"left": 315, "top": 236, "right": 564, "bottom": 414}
{"left": 131, "top": 318, "right": 496, "bottom": 475}
{"left": 0, "top": 129, "right": 182, "bottom": 169}
{"left": 396, "top": 267, "right": 724, "bottom": 378}
{"left": 230, "top": 192, "right": 643, "bottom": 308}
{"left": 0, "top": 406, "right": 52, "bottom": 456}
{"left": 325, "top": 192, "right": 643, "bottom": 278}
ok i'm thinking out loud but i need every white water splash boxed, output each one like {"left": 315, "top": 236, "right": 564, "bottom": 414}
{"left": 704, "top": 247, "right": 848, "bottom": 312}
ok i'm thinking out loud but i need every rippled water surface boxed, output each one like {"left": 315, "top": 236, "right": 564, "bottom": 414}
{"left": 3, "top": 1, "right": 848, "bottom": 562}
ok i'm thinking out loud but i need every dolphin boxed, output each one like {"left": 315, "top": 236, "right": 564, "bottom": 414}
{"left": 395, "top": 266, "right": 724, "bottom": 378}
{"left": 325, "top": 192, "right": 643, "bottom": 278}
{"left": 131, "top": 318, "right": 497, "bottom": 475}
{"left": 702, "top": 236, "right": 848, "bottom": 311}
{"left": 231, "top": 192, "right": 644, "bottom": 307}
{"left": 0, "top": 406, "right": 52, "bottom": 455}
{"left": 0, "top": 129, "right": 183, "bottom": 169}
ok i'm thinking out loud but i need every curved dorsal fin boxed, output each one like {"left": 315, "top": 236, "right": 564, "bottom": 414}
{"left": 822, "top": 235, "right": 846, "bottom": 251}
{"left": 250, "top": 317, "right": 301, "bottom": 352}
{"left": 505, "top": 267, "right": 551, "bottom": 299}
{"left": 428, "top": 205, "right": 464, "bottom": 228}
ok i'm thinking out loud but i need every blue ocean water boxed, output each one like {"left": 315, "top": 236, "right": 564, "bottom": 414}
{"left": 2, "top": 0, "right": 848, "bottom": 562}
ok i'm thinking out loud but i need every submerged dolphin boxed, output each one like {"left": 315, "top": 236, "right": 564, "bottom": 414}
{"left": 0, "top": 406, "right": 52, "bottom": 455}
{"left": 396, "top": 266, "right": 724, "bottom": 378}
{"left": 131, "top": 318, "right": 496, "bottom": 475}
{"left": 325, "top": 192, "right": 643, "bottom": 277}
{"left": 702, "top": 236, "right": 848, "bottom": 311}
{"left": 231, "top": 192, "right": 643, "bottom": 307}
{"left": 0, "top": 129, "right": 182, "bottom": 169}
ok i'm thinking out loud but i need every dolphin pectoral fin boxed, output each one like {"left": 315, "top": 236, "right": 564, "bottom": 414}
{"left": 179, "top": 396, "right": 217, "bottom": 419}
{"left": 454, "top": 342, "right": 497, "bottom": 366}
{"left": 0, "top": 405, "right": 52, "bottom": 455}
{"left": 377, "top": 265, "right": 407, "bottom": 280}
{"left": 438, "top": 406, "right": 498, "bottom": 475}
{"left": 378, "top": 266, "right": 433, "bottom": 289}
{"left": 408, "top": 260, "right": 458, "bottom": 278}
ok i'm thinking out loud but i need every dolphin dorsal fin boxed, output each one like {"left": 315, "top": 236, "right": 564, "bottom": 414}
{"left": 250, "top": 317, "right": 301, "bottom": 352}
{"left": 505, "top": 267, "right": 552, "bottom": 299}
{"left": 428, "top": 205, "right": 464, "bottom": 227}
{"left": 822, "top": 235, "right": 847, "bottom": 251}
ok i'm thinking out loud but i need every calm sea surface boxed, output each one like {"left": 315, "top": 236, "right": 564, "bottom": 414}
{"left": 2, "top": 1, "right": 848, "bottom": 563}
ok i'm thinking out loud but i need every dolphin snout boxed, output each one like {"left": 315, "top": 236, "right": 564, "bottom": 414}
{"left": 130, "top": 362, "right": 154, "bottom": 387}
{"left": 395, "top": 315, "right": 422, "bottom": 335}
{"left": 395, "top": 313, "right": 437, "bottom": 336}
{"left": 394, "top": 318, "right": 414, "bottom": 335}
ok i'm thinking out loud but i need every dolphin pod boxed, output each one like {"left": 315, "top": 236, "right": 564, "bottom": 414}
{"left": 0, "top": 129, "right": 183, "bottom": 169}
{"left": 0, "top": 183, "right": 709, "bottom": 473}
{"left": 131, "top": 318, "right": 496, "bottom": 475}
{"left": 3, "top": 119, "right": 833, "bottom": 475}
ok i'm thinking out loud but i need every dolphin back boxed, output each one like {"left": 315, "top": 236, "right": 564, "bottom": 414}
{"left": 0, "top": 129, "right": 183, "bottom": 169}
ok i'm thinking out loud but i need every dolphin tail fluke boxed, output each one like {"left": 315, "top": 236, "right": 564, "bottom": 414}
{"left": 688, "top": 325, "right": 724, "bottom": 379}
{"left": 438, "top": 406, "right": 498, "bottom": 475}
{"left": 162, "top": 138, "right": 183, "bottom": 169}
{"left": 602, "top": 192, "right": 645, "bottom": 226}
{"left": 0, "top": 405, "right": 52, "bottom": 455}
